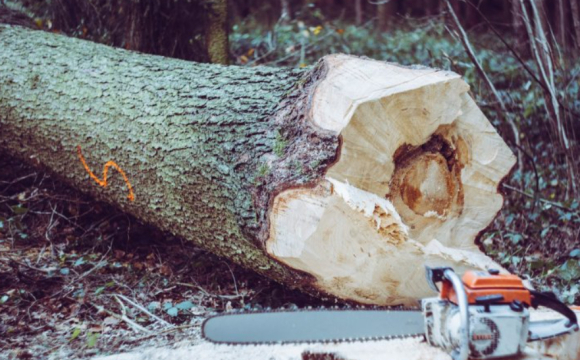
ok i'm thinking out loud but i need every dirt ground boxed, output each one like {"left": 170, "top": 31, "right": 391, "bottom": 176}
{"left": 0, "top": 154, "right": 328, "bottom": 359}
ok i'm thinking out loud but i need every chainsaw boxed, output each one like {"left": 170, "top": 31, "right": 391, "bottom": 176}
{"left": 202, "top": 267, "right": 579, "bottom": 360}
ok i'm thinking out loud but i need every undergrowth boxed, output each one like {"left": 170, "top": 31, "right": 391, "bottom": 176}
{"left": 0, "top": 156, "right": 325, "bottom": 358}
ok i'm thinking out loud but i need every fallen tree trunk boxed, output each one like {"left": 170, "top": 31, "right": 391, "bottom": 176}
{"left": 0, "top": 25, "right": 516, "bottom": 305}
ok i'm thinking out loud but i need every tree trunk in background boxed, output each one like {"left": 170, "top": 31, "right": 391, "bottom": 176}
{"left": 511, "top": 0, "right": 524, "bottom": 50}
{"left": 531, "top": 0, "right": 549, "bottom": 40}
{"left": 438, "top": 0, "right": 445, "bottom": 14}
{"left": 355, "top": 0, "right": 363, "bottom": 25}
{"left": 572, "top": 0, "right": 580, "bottom": 49}
{"left": 464, "top": 0, "right": 478, "bottom": 29}
{"left": 125, "top": 1, "right": 144, "bottom": 51}
{"left": 377, "top": 1, "right": 395, "bottom": 32}
{"left": 555, "top": 0, "right": 567, "bottom": 50}
{"left": 0, "top": 25, "right": 515, "bottom": 305}
{"left": 424, "top": 0, "right": 433, "bottom": 17}
{"left": 205, "top": 0, "right": 229, "bottom": 65}
{"left": 280, "top": 0, "right": 291, "bottom": 23}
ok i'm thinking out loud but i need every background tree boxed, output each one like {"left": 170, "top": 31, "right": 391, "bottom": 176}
{"left": 206, "top": 0, "right": 229, "bottom": 64}
{"left": 10, "top": 0, "right": 229, "bottom": 63}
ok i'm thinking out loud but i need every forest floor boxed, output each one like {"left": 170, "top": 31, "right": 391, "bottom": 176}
{"left": 0, "top": 155, "right": 330, "bottom": 360}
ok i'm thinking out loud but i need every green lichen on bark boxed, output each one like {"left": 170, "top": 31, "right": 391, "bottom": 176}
{"left": 0, "top": 25, "right": 339, "bottom": 291}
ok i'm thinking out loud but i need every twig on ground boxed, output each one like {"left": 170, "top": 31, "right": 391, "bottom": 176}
{"left": 0, "top": 257, "right": 58, "bottom": 273}
{"left": 0, "top": 173, "right": 36, "bottom": 191}
{"left": 75, "top": 237, "right": 112, "bottom": 281}
{"left": 152, "top": 286, "right": 176, "bottom": 296}
{"left": 176, "top": 282, "right": 244, "bottom": 300}
{"left": 502, "top": 183, "right": 575, "bottom": 212}
{"left": 113, "top": 294, "right": 173, "bottom": 328}
{"left": 123, "top": 324, "right": 198, "bottom": 345}
{"left": 90, "top": 302, "right": 152, "bottom": 334}
{"left": 45, "top": 203, "right": 58, "bottom": 247}
{"left": 222, "top": 261, "right": 239, "bottom": 296}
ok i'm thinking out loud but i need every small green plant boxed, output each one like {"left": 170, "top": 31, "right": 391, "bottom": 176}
{"left": 254, "top": 162, "right": 270, "bottom": 185}
{"left": 273, "top": 131, "right": 287, "bottom": 157}
{"left": 86, "top": 332, "right": 99, "bottom": 347}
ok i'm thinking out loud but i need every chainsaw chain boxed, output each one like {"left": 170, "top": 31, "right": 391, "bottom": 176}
{"left": 202, "top": 305, "right": 425, "bottom": 345}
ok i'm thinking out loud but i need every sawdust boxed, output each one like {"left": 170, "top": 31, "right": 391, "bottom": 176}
{"left": 92, "top": 336, "right": 452, "bottom": 360}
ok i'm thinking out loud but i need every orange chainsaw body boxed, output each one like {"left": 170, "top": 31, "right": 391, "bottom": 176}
{"left": 440, "top": 270, "right": 532, "bottom": 306}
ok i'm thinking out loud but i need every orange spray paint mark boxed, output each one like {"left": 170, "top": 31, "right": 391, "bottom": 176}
{"left": 76, "top": 145, "right": 135, "bottom": 202}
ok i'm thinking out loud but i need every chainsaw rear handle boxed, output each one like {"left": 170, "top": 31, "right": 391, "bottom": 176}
{"left": 442, "top": 269, "right": 470, "bottom": 360}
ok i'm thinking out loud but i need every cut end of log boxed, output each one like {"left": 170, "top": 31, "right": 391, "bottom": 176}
{"left": 266, "top": 55, "right": 516, "bottom": 305}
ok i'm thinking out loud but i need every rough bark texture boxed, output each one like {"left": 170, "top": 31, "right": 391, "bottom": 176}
{"left": 0, "top": 25, "right": 338, "bottom": 294}
{"left": 570, "top": 0, "right": 580, "bottom": 49}
{"left": 265, "top": 55, "right": 515, "bottom": 304}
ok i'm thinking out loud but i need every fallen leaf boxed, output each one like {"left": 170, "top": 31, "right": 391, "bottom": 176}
{"left": 160, "top": 265, "right": 172, "bottom": 276}
{"left": 70, "top": 327, "right": 81, "bottom": 341}
{"left": 88, "top": 325, "right": 103, "bottom": 333}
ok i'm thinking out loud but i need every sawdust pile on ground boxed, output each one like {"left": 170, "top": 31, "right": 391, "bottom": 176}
{"left": 93, "top": 336, "right": 451, "bottom": 360}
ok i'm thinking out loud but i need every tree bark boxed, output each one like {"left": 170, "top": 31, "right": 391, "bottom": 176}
{"left": 377, "top": 1, "right": 392, "bottom": 32}
{"left": 205, "top": 0, "right": 229, "bottom": 65}
{"left": 280, "top": 0, "right": 292, "bottom": 23}
{"left": 355, "top": 0, "right": 363, "bottom": 25}
{"left": 511, "top": 0, "right": 524, "bottom": 51}
{"left": 555, "top": 0, "right": 567, "bottom": 49}
{"left": 0, "top": 25, "right": 515, "bottom": 305}
{"left": 571, "top": 0, "right": 580, "bottom": 49}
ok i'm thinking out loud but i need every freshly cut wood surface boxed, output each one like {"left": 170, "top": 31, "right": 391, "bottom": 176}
{"left": 0, "top": 25, "right": 515, "bottom": 305}
{"left": 267, "top": 56, "right": 516, "bottom": 304}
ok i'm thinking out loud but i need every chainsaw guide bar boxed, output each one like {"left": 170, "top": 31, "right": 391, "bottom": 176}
{"left": 202, "top": 306, "right": 425, "bottom": 345}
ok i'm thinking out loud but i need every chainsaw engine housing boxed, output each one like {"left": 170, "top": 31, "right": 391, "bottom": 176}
{"left": 422, "top": 298, "right": 529, "bottom": 359}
